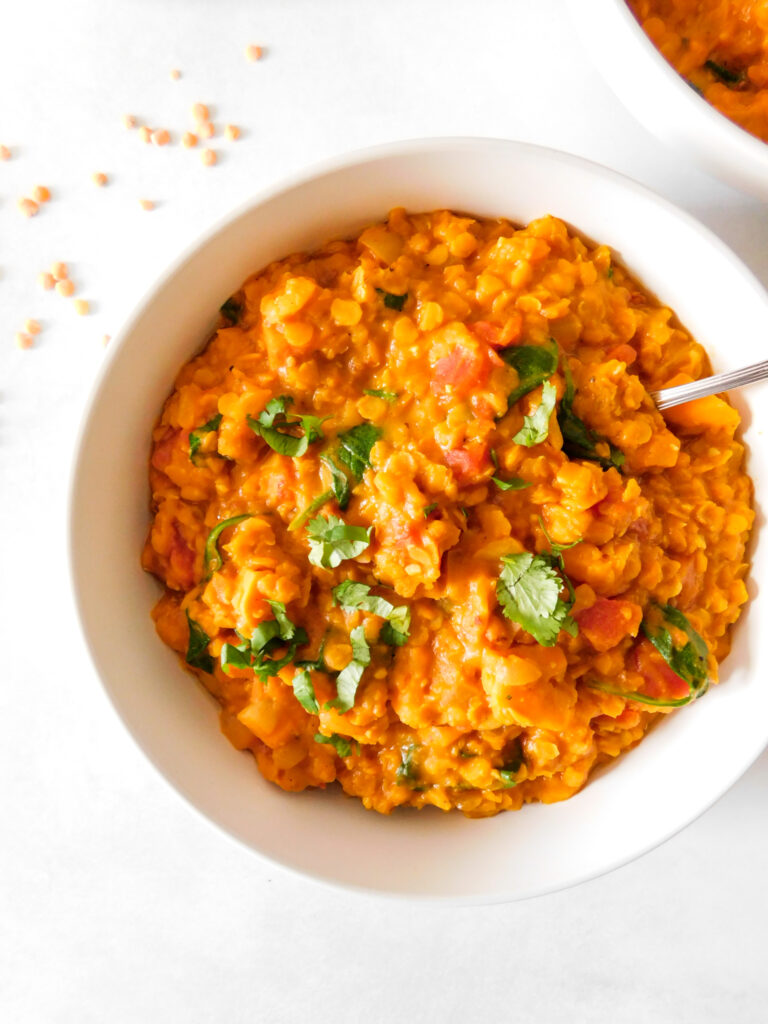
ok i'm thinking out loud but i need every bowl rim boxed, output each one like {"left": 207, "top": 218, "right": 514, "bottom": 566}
{"left": 68, "top": 136, "right": 768, "bottom": 903}
{"left": 571, "top": 0, "right": 768, "bottom": 190}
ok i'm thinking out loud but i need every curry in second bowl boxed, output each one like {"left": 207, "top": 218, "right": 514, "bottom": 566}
{"left": 142, "top": 208, "right": 753, "bottom": 817}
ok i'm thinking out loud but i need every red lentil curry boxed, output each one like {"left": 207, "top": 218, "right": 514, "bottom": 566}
{"left": 629, "top": 0, "right": 768, "bottom": 144}
{"left": 142, "top": 208, "right": 753, "bottom": 817}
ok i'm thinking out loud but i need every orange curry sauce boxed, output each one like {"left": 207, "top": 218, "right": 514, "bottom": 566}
{"left": 143, "top": 209, "right": 752, "bottom": 816}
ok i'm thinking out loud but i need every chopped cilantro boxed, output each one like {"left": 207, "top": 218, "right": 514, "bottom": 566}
{"left": 246, "top": 396, "right": 328, "bottom": 458}
{"left": 496, "top": 551, "right": 578, "bottom": 647}
{"left": 287, "top": 453, "right": 353, "bottom": 533}
{"left": 220, "top": 600, "right": 308, "bottom": 681}
{"left": 375, "top": 288, "right": 408, "bottom": 311}
{"left": 642, "top": 603, "right": 710, "bottom": 696}
{"left": 306, "top": 514, "right": 372, "bottom": 569}
{"left": 705, "top": 59, "right": 745, "bottom": 86}
{"left": 327, "top": 625, "right": 371, "bottom": 712}
{"left": 497, "top": 770, "right": 518, "bottom": 788}
{"left": 337, "top": 422, "right": 381, "bottom": 481}
{"left": 585, "top": 680, "right": 697, "bottom": 708}
{"left": 203, "top": 513, "right": 252, "bottom": 578}
{"left": 501, "top": 339, "right": 559, "bottom": 408}
{"left": 185, "top": 611, "right": 214, "bottom": 673}
{"left": 292, "top": 668, "right": 319, "bottom": 714}
{"left": 314, "top": 732, "right": 353, "bottom": 757}
{"left": 189, "top": 413, "right": 223, "bottom": 464}
{"left": 396, "top": 742, "right": 419, "bottom": 784}
{"left": 557, "top": 360, "right": 625, "bottom": 470}
{"left": 219, "top": 297, "right": 242, "bottom": 324}
{"left": 333, "top": 580, "right": 411, "bottom": 646}
{"left": 363, "top": 389, "right": 399, "bottom": 403}
{"left": 423, "top": 503, "right": 439, "bottom": 518}
{"left": 512, "top": 380, "right": 557, "bottom": 447}
{"left": 492, "top": 476, "right": 531, "bottom": 491}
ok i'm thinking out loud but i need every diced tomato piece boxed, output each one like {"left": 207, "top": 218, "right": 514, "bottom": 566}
{"left": 471, "top": 321, "right": 502, "bottom": 347}
{"left": 432, "top": 344, "right": 489, "bottom": 397}
{"left": 631, "top": 638, "right": 690, "bottom": 701}
{"left": 575, "top": 597, "right": 642, "bottom": 652}
{"left": 152, "top": 426, "right": 181, "bottom": 470}
{"left": 445, "top": 441, "right": 490, "bottom": 484}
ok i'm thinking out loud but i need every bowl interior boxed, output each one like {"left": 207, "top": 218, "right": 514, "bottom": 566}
{"left": 566, "top": 0, "right": 768, "bottom": 200}
{"left": 70, "top": 139, "right": 768, "bottom": 902}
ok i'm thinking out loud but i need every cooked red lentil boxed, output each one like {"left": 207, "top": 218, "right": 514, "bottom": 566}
{"left": 143, "top": 208, "right": 753, "bottom": 817}
{"left": 629, "top": 0, "right": 768, "bottom": 143}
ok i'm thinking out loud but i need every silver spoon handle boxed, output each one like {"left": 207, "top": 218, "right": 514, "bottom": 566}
{"left": 650, "top": 359, "right": 768, "bottom": 410}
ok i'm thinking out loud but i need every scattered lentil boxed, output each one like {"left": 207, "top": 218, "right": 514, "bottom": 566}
{"left": 92, "top": 172, "right": 108, "bottom": 187}
{"left": 73, "top": 299, "right": 90, "bottom": 316}
{"left": 38, "top": 272, "right": 55, "bottom": 290}
{"left": 15, "top": 332, "right": 33, "bottom": 350}
{"left": 199, "top": 121, "right": 214, "bottom": 139}
{"left": 139, "top": 126, "right": 152, "bottom": 144}
{"left": 56, "top": 279, "right": 75, "bottom": 297}
{"left": 191, "top": 102, "right": 209, "bottom": 122}
{"left": 122, "top": 114, "right": 137, "bottom": 129}
{"left": 201, "top": 148, "right": 217, "bottom": 167}
{"left": 152, "top": 129, "right": 171, "bottom": 146}
{"left": 32, "top": 185, "right": 51, "bottom": 203}
{"left": 0, "top": 144, "right": 11, "bottom": 160}
{"left": 246, "top": 44, "right": 263, "bottom": 61}
{"left": 182, "top": 132, "right": 198, "bottom": 148}
{"left": 169, "top": 68, "right": 181, "bottom": 81}
{"left": 18, "top": 198, "right": 39, "bottom": 217}
{"left": 225, "top": 124, "right": 240, "bottom": 141}
{"left": 139, "top": 198, "right": 155, "bottom": 211}
{"left": 24, "top": 319, "right": 41, "bottom": 335}
{"left": 51, "top": 262, "right": 68, "bottom": 281}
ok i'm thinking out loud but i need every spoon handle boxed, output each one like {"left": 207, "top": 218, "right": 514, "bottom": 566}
{"left": 650, "top": 359, "right": 768, "bottom": 410}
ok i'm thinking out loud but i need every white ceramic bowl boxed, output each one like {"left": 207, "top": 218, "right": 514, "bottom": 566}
{"left": 566, "top": 0, "right": 768, "bottom": 200}
{"left": 70, "top": 139, "right": 768, "bottom": 903}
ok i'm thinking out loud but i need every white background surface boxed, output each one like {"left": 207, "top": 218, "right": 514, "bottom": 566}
{"left": 1, "top": 1, "right": 767, "bottom": 1021}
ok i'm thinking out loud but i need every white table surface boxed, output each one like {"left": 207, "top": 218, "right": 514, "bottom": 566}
{"left": 2, "top": 1, "right": 767, "bottom": 1020}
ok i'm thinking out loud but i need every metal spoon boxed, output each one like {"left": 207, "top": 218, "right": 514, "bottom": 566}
{"left": 650, "top": 358, "right": 768, "bottom": 410}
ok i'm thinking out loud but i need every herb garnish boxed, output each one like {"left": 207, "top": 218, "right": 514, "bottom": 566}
{"left": 642, "top": 603, "right": 710, "bottom": 696}
{"left": 363, "top": 389, "right": 399, "bottom": 402}
{"left": 220, "top": 297, "right": 241, "bottom": 324}
{"left": 288, "top": 453, "right": 353, "bottom": 533}
{"left": 705, "top": 59, "right": 745, "bottom": 87}
{"left": 512, "top": 380, "right": 557, "bottom": 447}
{"left": 423, "top": 503, "right": 439, "bottom": 518}
{"left": 306, "top": 514, "right": 372, "bottom": 569}
{"left": 332, "top": 580, "right": 411, "bottom": 646}
{"left": 185, "top": 611, "right": 214, "bottom": 673}
{"left": 493, "top": 476, "right": 531, "bottom": 491}
{"left": 220, "top": 600, "right": 308, "bottom": 681}
{"left": 375, "top": 288, "right": 408, "bottom": 311}
{"left": 396, "top": 742, "right": 419, "bottom": 785}
{"left": 314, "top": 732, "right": 353, "bottom": 757}
{"left": 203, "top": 513, "right": 252, "bottom": 578}
{"left": 501, "top": 339, "right": 559, "bottom": 408}
{"left": 246, "top": 396, "right": 328, "bottom": 457}
{"left": 496, "top": 549, "right": 578, "bottom": 647}
{"left": 189, "top": 413, "right": 223, "bottom": 463}
{"left": 497, "top": 770, "right": 518, "bottom": 788}
{"left": 337, "top": 422, "right": 382, "bottom": 480}
{"left": 291, "top": 668, "right": 319, "bottom": 714}
{"left": 557, "top": 360, "right": 625, "bottom": 470}
{"left": 587, "top": 605, "right": 710, "bottom": 708}
{"left": 327, "top": 625, "right": 371, "bottom": 712}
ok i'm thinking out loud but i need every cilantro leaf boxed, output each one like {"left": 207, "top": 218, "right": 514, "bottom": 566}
{"left": 363, "top": 389, "right": 398, "bottom": 403}
{"left": 337, "top": 422, "right": 381, "bottom": 481}
{"left": 396, "top": 742, "right": 419, "bottom": 785}
{"left": 314, "top": 732, "right": 353, "bottom": 757}
{"left": 642, "top": 603, "right": 710, "bottom": 696}
{"left": 423, "top": 503, "right": 439, "bottom": 518}
{"left": 306, "top": 514, "right": 372, "bottom": 569}
{"left": 220, "top": 297, "right": 241, "bottom": 324}
{"left": 497, "top": 770, "right": 518, "bottom": 788}
{"left": 221, "top": 600, "right": 308, "bottom": 680}
{"left": 189, "top": 413, "right": 223, "bottom": 464}
{"left": 328, "top": 624, "right": 371, "bottom": 712}
{"left": 501, "top": 339, "right": 558, "bottom": 408}
{"left": 512, "top": 380, "right": 557, "bottom": 447}
{"left": 496, "top": 551, "right": 577, "bottom": 646}
{"left": 585, "top": 680, "right": 697, "bottom": 708}
{"left": 705, "top": 59, "right": 745, "bottom": 87}
{"left": 246, "top": 396, "right": 328, "bottom": 458}
{"left": 292, "top": 668, "right": 319, "bottom": 714}
{"left": 375, "top": 288, "right": 408, "bottom": 311}
{"left": 332, "top": 580, "right": 411, "bottom": 646}
{"left": 492, "top": 476, "right": 531, "bottom": 491}
{"left": 321, "top": 454, "right": 352, "bottom": 509}
{"left": 185, "top": 611, "right": 214, "bottom": 673}
{"left": 203, "top": 513, "right": 252, "bottom": 578}
{"left": 557, "top": 360, "right": 624, "bottom": 470}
